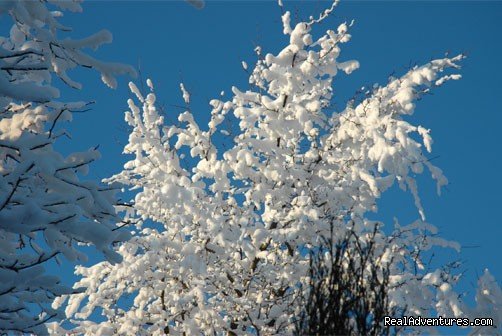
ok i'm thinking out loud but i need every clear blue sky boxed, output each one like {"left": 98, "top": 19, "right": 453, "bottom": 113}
{"left": 52, "top": 0, "right": 501, "bottom": 328}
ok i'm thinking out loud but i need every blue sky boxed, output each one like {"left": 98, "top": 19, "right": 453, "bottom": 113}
{"left": 51, "top": 0, "right": 501, "bottom": 328}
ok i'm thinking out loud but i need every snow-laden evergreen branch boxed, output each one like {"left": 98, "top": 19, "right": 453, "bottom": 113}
{"left": 0, "top": 1, "right": 134, "bottom": 334}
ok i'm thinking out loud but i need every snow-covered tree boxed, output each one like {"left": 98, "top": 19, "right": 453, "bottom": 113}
{"left": 56, "top": 1, "right": 501, "bottom": 335}
{"left": 0, "top": 1, "right": 134, "bottom": 334}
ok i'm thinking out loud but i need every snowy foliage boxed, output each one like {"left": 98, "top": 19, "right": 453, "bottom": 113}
{"left": 56, "top": 2, "right": 501, "bottom": 335}
{"left": 0, "top": 1, "right": 134, "bottom": 334}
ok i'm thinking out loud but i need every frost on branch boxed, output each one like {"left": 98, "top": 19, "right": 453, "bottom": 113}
{"left": 59, "top": 2, "right": 500, "bottom": 336}
{"left": 0, "top": 1, "right": 133, "bottom": 334}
